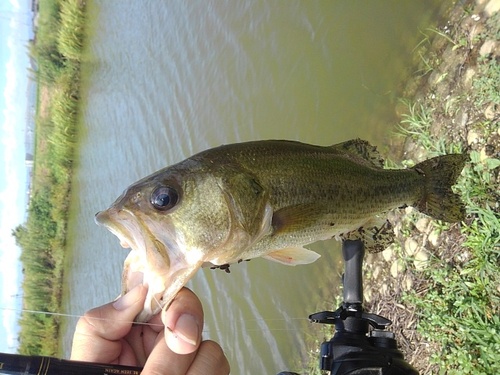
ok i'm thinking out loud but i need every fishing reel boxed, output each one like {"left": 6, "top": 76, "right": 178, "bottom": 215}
{"left": 278, "top": 240, "right": 418, "bottom": 375}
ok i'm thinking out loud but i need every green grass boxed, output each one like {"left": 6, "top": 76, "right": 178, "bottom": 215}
{"left": 396, "top": 99, "right": 462, "bottom": 158}
{"left": 393, "top": 44, "right": 500, "bottom": 372}
{"left": 394, "top": 33, "right": 500, "bottom": 370}
{"left": 397, "top": 154, "right": 500, "bottom": 373}
{"left": 474, "top": 57, "right": 500, "bottom": 106}
{"left": 397, "top": 144, "right": 500, "bottom": 373}
{"left": 13, "top": 0, "right": 87, "bottom": 356}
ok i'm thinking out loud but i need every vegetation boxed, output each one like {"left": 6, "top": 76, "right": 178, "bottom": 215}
{"left": 12, "top": 0, "right": 86, "bottom": 356}
{"left": 396, "top": 99, "right": 500, "bottom": 373}
{"left": 304, "top": 4, "right": 499, "bottom": 374}
{"left": 385, "top": 8, "right": 500, "bottom": 374}
{"left": 394, "top": 8, "right": 500, "bottom": 374}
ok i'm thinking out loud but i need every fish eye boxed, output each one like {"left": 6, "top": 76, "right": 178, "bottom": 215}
{"left": 150, "top": 186, "right": 179, "bottom": 211}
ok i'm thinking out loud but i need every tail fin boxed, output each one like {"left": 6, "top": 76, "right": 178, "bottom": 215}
{"left": 413, "top": 154, "right": 469, "bottom": 222}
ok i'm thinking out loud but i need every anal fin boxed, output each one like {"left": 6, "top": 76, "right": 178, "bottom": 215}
{"left": 340, "top": 217, "right": 394, "bottom": 253}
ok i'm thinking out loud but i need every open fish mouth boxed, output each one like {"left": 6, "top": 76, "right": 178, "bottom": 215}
{"left": 95, "top": 209, "right": 139, "bottom": 250}
{"left": 95, "top": 208, "right": 172, "bottom": 320}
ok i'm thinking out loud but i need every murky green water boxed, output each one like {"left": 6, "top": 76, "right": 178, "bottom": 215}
{"left": 61, "top": 1, "right": 452, "bottom": 373}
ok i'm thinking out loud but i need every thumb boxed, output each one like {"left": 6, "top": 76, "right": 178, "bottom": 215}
{"left": 162, "top": 287, "right": 204, "bottom": 355}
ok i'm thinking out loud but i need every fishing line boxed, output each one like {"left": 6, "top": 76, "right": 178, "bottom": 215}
{"left": 0, "top": 307, "right": 312, "bottom": 333}
{"left": 1, "top": 307, "right": 163, "bottom": 328}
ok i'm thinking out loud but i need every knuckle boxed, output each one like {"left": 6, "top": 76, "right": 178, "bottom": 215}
{"left": 199, "top": 340, "right": 230, "bottom": 373}
{"left": 75, "top": 307, "right": 105, "bottom": 334}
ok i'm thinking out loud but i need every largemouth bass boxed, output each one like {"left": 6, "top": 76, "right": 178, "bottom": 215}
{"left": 95, "top": 139, "right": 467, "bottom": 322}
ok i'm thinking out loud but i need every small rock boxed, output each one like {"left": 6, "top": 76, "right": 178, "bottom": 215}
{"left": 485, "top": 0, "right": 500, "bottom": 16}
{"left": 415, "top": 218, "right": 429, "bottom": 233}
{"left": 403, "top": 275, "right": 413, "bottom": 291}
{"left": 480, "top": 147, "right": 489, "bottom": 161}
{"left": 463, "top": 68, "right": 476, "bottom": 88}
{"left": 484, "top": 102, "right": 496, "bottom": 120}
{"left": 372, "top": 265, "right": 381, "bottom": 280}
{"left": 391, "top": 259, "right": 405, "bottom": 277}
{"left": 413, "top": 249, "right": 430, "bottom": 271}
{"left": 383, "top": 244, "right": 395, "bottom": 262}
{"left": 365, "top": 288, "right": 372, "bottom": 303}
{"left": 405, "top": 206, "right": 414, "bottom": 216}
{"left": 428, "top": 230, "right": 440, "bottom": 247}
{"left": 404, "top": 238, "right": 419, "bottom": 257}
{"left": 380, "top": 284, "right": 388, "bottom": 296}
{"left": 467, "top": 129, "right": 481, "bottom": 145}
{"left": 393, "top": 222, "right": 402, "bottom": 237}
{"left": 458, "top": 110, "right": 469, "bottom": 127}
{"left": 479, "top": 40, "right": 496, "bottom": 57}
{"left": 456, "top": 249, "right": 471, "bottom": 263}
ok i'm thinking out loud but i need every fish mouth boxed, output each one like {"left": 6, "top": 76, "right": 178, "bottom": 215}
{"left": 95, "top": 208, "right": 173, "bottom": 321}
{"left": 95, "top": 209, "right": 139, "bottom": 250}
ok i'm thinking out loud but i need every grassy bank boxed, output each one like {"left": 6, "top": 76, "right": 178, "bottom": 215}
{"left": 397, "top": 113, "right": 500, "bottom": 373}
{"left": 13, "top": 0, "right": 86, "bottom": 356}
{"left": 362, "top": 2, "right": 499, "bottom": 374}
{"left": 305, "top": 2, "right": 499, "bottom": 374}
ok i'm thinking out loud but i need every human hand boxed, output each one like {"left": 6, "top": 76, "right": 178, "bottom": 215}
{"left": 71, "top": 285, "right": 230, "bottom": 374}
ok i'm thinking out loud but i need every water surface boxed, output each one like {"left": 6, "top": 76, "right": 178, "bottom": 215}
{"left": 61, "top": 1, "right": 452, "bottom": 373}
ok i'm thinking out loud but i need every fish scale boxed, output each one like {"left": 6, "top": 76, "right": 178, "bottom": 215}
{"left": 95, "top": 139, "right": 468, "bottom": 321}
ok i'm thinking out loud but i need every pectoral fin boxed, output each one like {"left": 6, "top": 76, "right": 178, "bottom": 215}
{"left": 272, "top": 204, "right": 321, "bottom": 234}
{"left": 263, "top": 247, "right": 320, "bottom": 265}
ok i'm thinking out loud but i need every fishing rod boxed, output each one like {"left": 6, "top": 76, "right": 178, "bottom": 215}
{"left": 279, "top": 239, "right": 418, "bottom": 375}
{"left": 0, "top": 240, "right": 417, "bottom": 374}
{"left": 0, "top": 352, "right": 142, "bottom": 375}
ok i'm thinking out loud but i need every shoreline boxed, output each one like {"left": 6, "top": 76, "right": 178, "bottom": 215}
{"left": 360, "top": 1, "right": 500, "bottom": 373}
{"left": 306, "top": 1, "right": 499, "bottom": 374}
{"left": 15, "top": 0, "right": 87, "bottom": 356}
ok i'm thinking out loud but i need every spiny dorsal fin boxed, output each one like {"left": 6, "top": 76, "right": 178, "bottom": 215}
{"left": 330, "top": 139, "right": 384, "bottom": 168}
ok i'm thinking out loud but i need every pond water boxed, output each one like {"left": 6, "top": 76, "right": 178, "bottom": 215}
{"left": 60, "top": 1, "right": 452, "bottom": 373}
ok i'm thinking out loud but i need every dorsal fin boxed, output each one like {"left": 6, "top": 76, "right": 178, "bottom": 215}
{"left": 329, "top": 139, "right": 384, "bottom": 168}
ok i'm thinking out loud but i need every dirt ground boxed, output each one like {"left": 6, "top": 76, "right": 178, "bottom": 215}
{"left": 362, "top": 0, "right": 500, "bottom": 373}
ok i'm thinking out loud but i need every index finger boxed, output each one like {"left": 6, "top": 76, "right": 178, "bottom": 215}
{"left": 71, "top": 284, "right": 148, "bottom": 364}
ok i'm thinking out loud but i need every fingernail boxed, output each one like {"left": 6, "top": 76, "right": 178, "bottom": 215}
{"left": 169, "top": 314, "right": 199, "bottom": 347}
{"left": 113, "top": 284, "right": 144, "bottom": 311}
